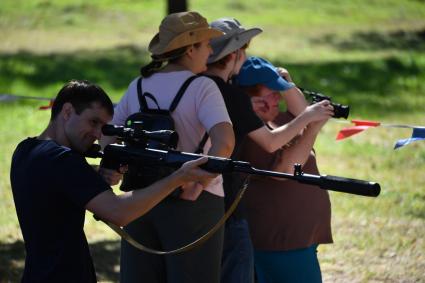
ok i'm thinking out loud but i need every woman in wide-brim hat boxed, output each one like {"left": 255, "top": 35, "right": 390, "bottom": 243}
{"left": 142, "top": 11, "right": 224, "bottom": 76}
{"left": 106, "top": 11, "right": 235, "bottom": 283}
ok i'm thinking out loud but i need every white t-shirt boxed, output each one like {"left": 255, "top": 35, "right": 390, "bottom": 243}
{"left": 112, "top": 70, "right": 232, "bottom": 196}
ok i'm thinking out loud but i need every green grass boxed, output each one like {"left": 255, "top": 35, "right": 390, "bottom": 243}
{"left": 1, "top": 0, "right": 425, "bottom": 282}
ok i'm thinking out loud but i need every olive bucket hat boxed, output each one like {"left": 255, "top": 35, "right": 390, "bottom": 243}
{"left": 207, "top": 18, "right": 262, "bottom": 64}
{"left": 148, "top": 11, "right": 224, "bottom": 56}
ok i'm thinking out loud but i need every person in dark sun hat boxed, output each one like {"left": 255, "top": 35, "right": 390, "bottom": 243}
{"left": 207, "top": 18, "right": 262, "bottom": 64}
{"left": 101, "top": 11, "right": 235, "bottom": 283}
{"left": 203, "top": 18, "right": 334, "bottom": 283}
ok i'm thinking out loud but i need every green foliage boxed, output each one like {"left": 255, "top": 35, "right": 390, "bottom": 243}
{"left": 1, "top": 0, "right": 424, "bottom": 281}
{"left": 0, "top": 47, "right": 148, "bottom": 100}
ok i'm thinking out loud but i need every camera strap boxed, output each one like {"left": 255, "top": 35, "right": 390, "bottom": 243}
{"left": 95, "top": 177, "right": 249, "bottom": 255}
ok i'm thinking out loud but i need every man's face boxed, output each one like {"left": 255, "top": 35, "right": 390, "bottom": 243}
{"left": 63, "top": 102, "right": 112, "bottom": 153}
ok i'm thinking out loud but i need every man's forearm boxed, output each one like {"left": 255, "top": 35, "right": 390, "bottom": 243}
{"left": 87, "top": 171, "right": 185, "bottom": 227}
{"left": 114, "top": 171, "right": 185, "bottom": 225}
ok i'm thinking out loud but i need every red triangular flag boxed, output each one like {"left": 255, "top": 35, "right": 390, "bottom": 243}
{"left": 351, "top": 119, "right": 381, "bottom": 127}
{"left": 336, "top": 126, "right": 370, "bottom": 140}
{"left": 39, "top": 100, "right": 54, "bottom": 110}
{"left": 336, "top": 120, "right": 381, "bottom": 140}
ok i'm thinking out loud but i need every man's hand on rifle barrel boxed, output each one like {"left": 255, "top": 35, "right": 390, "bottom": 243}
{"left": 175, "top": 157, "right": 218, "bottom": 184}
{"left": 177, "top": 157, "right": 219, "bottom": 201}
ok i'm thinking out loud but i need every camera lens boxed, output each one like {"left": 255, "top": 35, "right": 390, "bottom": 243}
{"left": 333, "top": 104, "right": 350, "bottom": 119}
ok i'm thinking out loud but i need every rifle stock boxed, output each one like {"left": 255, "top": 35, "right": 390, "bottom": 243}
{"left": 96, "top": 144, "right": 380, "bottom": 197}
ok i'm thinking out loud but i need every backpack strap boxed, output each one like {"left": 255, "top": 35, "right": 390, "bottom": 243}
{"left": 138, "top": 75, "right": 210, "bottom": 153}
{"left": 168, "top": 75, "right": 210, "bottom": 154}
{"left": 136, "top": 77, "right": 147, "bottom": 111}
{"left": 136, "top": 77, "right": 161, "bottom": 111}
{"left": 195, "top": 133, "right": 209, "bottom": 154}
{"left": 169, "top": 75, "right": 200, "bottom": 112}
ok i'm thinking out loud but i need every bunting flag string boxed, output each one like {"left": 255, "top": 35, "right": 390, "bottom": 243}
{"left": 0, "top": 94, "right": 55, "bottom": 110}
{"left": 0, "top": 93, "right": 117, "bottom": 109}
{"left": 0, "top": 94, "right": 52, "bottom": 102}
{"left": 2, "top": 94, "right": 424, "bottom": 149}
{"left": 334, "top": 119, "right": 425, "bottom": 149}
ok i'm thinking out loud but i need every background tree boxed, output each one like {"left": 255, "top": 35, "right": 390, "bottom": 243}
{"left": 167, "top": 0, "right": 188, "bottom": 14}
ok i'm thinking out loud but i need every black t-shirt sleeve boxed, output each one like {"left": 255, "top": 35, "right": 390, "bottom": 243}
{"left": 54, "top": 151, "right": 111, "bottom": 208}
{"left": 208, "top": 75, "right": 264, "bottom": 139}
{"left": 232, "top": 86, "right": 264, "bottom": 137}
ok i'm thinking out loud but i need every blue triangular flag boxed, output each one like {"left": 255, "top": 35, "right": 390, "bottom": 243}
{"left": 394, "top": 128, "right": 425, "bottom": 149}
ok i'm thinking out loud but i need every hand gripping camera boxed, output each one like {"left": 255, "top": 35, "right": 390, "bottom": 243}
{"left": 302, "top": 89, "right": 350, "bottom": 119}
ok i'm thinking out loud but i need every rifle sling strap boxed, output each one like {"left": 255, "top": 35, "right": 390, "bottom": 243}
{"left": 95, "top": 178, "right": 249, "bottom": 255}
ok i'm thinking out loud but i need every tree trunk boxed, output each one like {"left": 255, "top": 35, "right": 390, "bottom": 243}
{"left": 167, "top": 0, "right": 188, "bottom": 14}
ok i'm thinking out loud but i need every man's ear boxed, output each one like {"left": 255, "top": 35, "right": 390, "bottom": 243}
{"left": 62, "top": 102, "right": 74, "bottom": 121}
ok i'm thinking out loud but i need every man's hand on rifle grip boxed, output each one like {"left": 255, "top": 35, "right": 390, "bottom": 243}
{"left": 98, "top": 165, "right": 127, "bottom": 186}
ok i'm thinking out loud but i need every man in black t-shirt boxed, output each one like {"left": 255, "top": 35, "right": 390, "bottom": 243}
{"left": 10, "top": 80, "right": 216, "bottom": 283}
{"left": 205, "top": 18, "right": 334, "bottom": 283}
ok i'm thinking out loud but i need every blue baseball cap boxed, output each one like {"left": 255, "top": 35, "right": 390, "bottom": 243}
{"left": 236, "top": 56, "right": 295, "bottom": 91}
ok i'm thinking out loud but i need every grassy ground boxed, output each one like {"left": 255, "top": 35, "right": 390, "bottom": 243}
{"left": 1, "top": 0, "right": 425, "bottom": 282}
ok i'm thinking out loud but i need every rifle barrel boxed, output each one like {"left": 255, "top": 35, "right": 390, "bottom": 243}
{"left": 235, "top": 165, "right": 380, "bottom": 197}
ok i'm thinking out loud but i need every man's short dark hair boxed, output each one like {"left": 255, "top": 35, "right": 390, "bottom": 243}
{"left": 51, "top": 80, "right": 114, "bottom": 120}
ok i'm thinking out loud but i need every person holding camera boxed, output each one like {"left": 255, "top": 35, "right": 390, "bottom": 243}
{"left": 203, "top": 18, "right": 333, "bottom": 283}
{"left": 9, "top": 80, "right": 217, "bottom": 283}
{"left": 236, "top": 57, "right": 334, "bottom": 283}
{"left": 101, "top": 11, "right": 235, "bottom": 283}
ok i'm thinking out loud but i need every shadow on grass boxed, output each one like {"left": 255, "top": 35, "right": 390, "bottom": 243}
{"left": 312, "top": 28, "right": 425, "bottom": 51}
{"left": 0, "top": 239, "right": 120, "bottom": 282}
{"left": 0, "top": 43, "right": 424, "bottom": 118}
{"left": 0, "top": 44, "right": 150, "bottom": 98}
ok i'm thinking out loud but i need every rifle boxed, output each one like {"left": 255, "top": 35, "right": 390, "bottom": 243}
{"left": 89, "top": 125, "right": 381, "bottom": 197}
{"left": 86, "top": 125, "right": 380, "bottom": 255}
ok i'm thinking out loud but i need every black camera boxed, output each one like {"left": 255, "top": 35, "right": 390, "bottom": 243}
{"left": 302, "top": 89, "right": 350, "bottom": 119}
